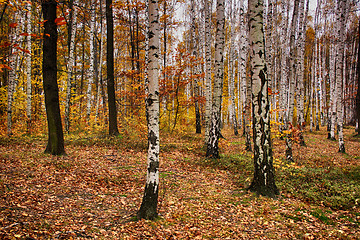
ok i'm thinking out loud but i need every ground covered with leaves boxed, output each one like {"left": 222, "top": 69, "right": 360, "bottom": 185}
{"left": 1, "top": 126, "right": 359, "bottom": 239}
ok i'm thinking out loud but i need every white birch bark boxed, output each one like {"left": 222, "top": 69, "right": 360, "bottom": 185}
{"left": 285, "top": 0, "right": 300, "bottom": 162}
{"left": 228, "top": 0, "right": 238, "bottom": 135}
{"left": 26, "top": 1, "right": 32, "bottom": 132}
{"left": 296, "top": 0, "right": 307, "bottom": 131}
{"left": 248, "top": 0, "right": 278, "bottom": 198}
{"left": 95, "top": 0, "right": 104, "bottom": 124}
{"left": 329, "top": 34, "right": 337, "bottom": 140}
{"left": 65, "top": 0, "right": 78, "bottom": 132}
{"left": 206, "top": 0, "right": 225, "bottom": 158}
{"left": 86, "top": 0, "right": 96, "bottom": 121}
{"left": 335, "top": 0, "right": 348, "bottom": 153}
{"left": 204, "top": 0, "right": 212, "bottom": 145}
{"left": 7, "top": 11, "right": 19, "bottom": 136}
{"left": 138, "top": 0, "right": 160, "bottom": 220}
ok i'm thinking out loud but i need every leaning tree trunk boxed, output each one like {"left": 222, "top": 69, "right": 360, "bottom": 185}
{"left": 206, "top": 0, "right": 225, "bottom": 159}
{"left": 42, "top": 0, "right": 65, "bottom": 155}
{"left": 138, "top": 0, "right": 160, "bottom": 220}
{"left": 106, "top": 0, "right": 119, "bottom": 136}
{"left": 248, "top": 0, "right": 279, "bottom": 198}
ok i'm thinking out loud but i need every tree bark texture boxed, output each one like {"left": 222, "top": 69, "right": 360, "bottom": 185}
{"left": 248, "top": 0, "right": 278, "bottom": 198}
{"left": 106, "top": 0, "right": 119, "bottom": 136}
{"left": 204, "top": 0, "right": 212, "bottom": 146}
{"left": 138, "top": 0, "right": 160, "bottom": 220}
{"left": 206, "top": 0, "right": 225, "bottom": 159}
{"left": 65, "top": 0, "right": 77, "bottom": 133}
{"left": 42, "top": 0, "right": 65, "bottom": 155}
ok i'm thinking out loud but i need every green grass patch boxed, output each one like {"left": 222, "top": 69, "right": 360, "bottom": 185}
{"left": 277, "top": 164, "right": 360, "bottom": 210}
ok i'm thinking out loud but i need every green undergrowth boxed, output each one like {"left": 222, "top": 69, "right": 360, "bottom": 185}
{"left": 198, "top": 153, "right": 360, "bottom": 211}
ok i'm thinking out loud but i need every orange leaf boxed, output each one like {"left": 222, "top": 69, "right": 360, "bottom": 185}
{"left": 20, "top": 32, "right": 29, "bottom": 36}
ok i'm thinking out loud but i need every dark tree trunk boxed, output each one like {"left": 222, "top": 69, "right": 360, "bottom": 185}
{"left": 42, "top": 0, "right": 65, "bottom": 155}
{"left": 106, "top": 0, "right": 119, "bottom": 136}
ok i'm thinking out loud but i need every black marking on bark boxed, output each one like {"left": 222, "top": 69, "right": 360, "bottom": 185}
{"left": 148, "top": 160, "right": 159, "bottom": 174}
{"left": 149, "top": 130, "right": 157, "bottom": 146}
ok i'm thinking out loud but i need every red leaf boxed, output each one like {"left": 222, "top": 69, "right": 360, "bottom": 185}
{"left": 55, "top": 17, "right": 65, "bottom": 24}
{"left": 9, "top": 23, "right": 18, "bottom": 28}
{"left": 20, "top": 33, "right": 29, "bottom": 36}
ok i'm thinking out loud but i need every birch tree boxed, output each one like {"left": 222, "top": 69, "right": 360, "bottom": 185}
{"left": 26, "top": 1, "right": 32, "bottom": 133}
{"left": 227, "top": 0, "right": 238, "bottom": 136}
{"left": 7, "top": 11, "right": 17, "bottom": 136}
{"left": 285, "top": 0, "right": 300, "bottom": 162}
{"left": 335, "top": 0, "right": 348, "bottom": 153}
{"left": 248, "top": 0, "right": 278, "bottom": 198}
{"left": 64, "top": 0, "right": 77, "bottom": 132}
{"left": 204, "top": 0, "right": 212, "bottom": 145}
{"left": 138, "top": 0, "right": 160, "bottom": 220}
{"left": 42, "top": 0, "right": 65, "bottom": 155}
{"left": 190, "top": 0, "right": 201, "bottom": 134}
{"left": 86, "top": 0, "right": 96, "bottom": 121}
{"left": 356, "top": 19, "right": 360, "bottom": 135}
{"left": 206, "top": 0, "right": 225, "bottom": 159}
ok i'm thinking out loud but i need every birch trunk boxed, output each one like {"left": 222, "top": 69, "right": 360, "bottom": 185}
{"left": 204, "top": 0, "right": 212, "bottom": 145}
{"left": 65, "top": 0, "right": 77, "bottom": 132}
{"left": 190, "top": 0, "right": 201, "bottom": 134}
{"left": 228, "top": 0, "right": 238, "bottom": 135}
{"left": 26, "top": 1, "right": 32, "bottom": 133}
{"left": 138, "top": 0, "right": 160, "bottom": 220}
{"left": 86, "top": 0, "right": 96, "bottom": 121}
{"left": 335, "top": 0, "right": 348, "bottom": 153}
{"left": 7, "top": 11, "right": 18, "bottom": 136}
{"left": 296, "top": 0, "right": 308, "bottom": 146}
{"left": 206, "top": 0, "right": 225, "bottom": 159}
{"left": 248, "top": 0, "right": 278, "bottom": 198}
{"left": 285, "top": 0, "right": 300, "bottom": 162}
{"left": 356, "top": 19, "right": 360, "bottom": 135}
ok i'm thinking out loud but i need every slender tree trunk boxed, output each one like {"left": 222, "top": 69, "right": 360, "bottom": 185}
{"left": 335, "top": 0, "right": 348, "bottom": 153}
{"left": 138, "top": 0, "right": 160, "bottom": 220}
{"left": 190, "top": 0, "right": 201, "bottom": 134}
{"left": 42, "top": 0, "right": 65, "bottom": 155}
{"left": 206, "top": 0, "right": 225, "bottom": 159}
{"left": 26, "top": 1, "right": 32, "bottom": 133}
{"left": 285, "top": 0, "right": 300, "bottom": 162}
{"left": 106, "top": 0, "right": 119, "bottom": 136}
{"left": 86, "top": 0, "right": 96, "bottom": 121}
{"left": 65, "top": 0, "right": 77, "bottom": 133}
{"left": 95, "top": 0, "right": 104, "bottom": 124}
{"left": 228, "top": 0, "right": 238, "bottom": 136}
{"left": 7, "top": 11, "right": 17, "bottom": 136}
{"left": 204, "top": 0, "right": 212, "bottom": 146}
{"left": 248, "top": 0, "right": 278, "bottom": 198}
{"left": 356, "top": 17, "right": 360, "bottom": 135}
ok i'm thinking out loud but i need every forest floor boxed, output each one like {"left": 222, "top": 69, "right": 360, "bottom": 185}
{"left": 0, "top": 125, "right": 359, "bottom": 239}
